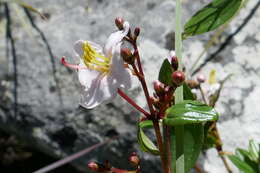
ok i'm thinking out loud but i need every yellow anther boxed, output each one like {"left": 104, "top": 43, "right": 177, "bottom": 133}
{"left": 82, "top": 42, "right": 111, "bottom": 73}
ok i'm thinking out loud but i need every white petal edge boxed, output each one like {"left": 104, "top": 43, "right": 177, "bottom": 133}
{"left": 104, "top": 21, "right": 130, "bottom": 57}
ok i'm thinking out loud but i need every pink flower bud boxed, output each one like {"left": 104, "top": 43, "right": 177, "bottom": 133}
{"left": 129, "top": 152, "right": 140, "bottom": 166}
{"left": 87, "top": 161, "right": 99, "bottom": 172}
{"left": 171, "top": 56, "right": 178, "bottom": 70}
{"left": 134, "top": 27, "right": 140, "bottom": 37}
{"left": 121, "top": 48, "right": 135, "bottom": 64}
{"left": 172, "top": 71, "right": 185, "bottom": 86}
{"left": 153, "top": 80, "right": 165, "bottom": 96}
{"left": 115, "top": 17, "right": 124, "bottom": 30}
{"left": 196, "top": 74, "right": 206, "bottom": 83}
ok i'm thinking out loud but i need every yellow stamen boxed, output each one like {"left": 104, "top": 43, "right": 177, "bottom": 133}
{"left": 82, "top": 41, "right": 111, "bottom": 73}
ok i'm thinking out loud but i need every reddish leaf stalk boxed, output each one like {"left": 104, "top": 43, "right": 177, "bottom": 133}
{"left": 153, "top": 120, "right": 168, "bottom": 173}
{"left": 118, "top": 88, "right": 150, "bottom": 117}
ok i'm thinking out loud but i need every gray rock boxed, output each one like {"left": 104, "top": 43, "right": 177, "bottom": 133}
{"left": 0, "top": 0, "right": 259, "bottom": 173}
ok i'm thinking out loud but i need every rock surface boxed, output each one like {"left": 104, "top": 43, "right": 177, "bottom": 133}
{"left": 0, "top": 0, "right": 259, "bottom": 172}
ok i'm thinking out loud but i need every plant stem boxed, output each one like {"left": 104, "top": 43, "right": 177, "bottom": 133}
{"left": 174, "top": 0, "right": 185, "bottom": 173}
{"left": 117, "top": 89, "right": 150, "bottom": 117}
{"left": 214, "top": 124, "right": 233, "bottom": 173}
{"left": 132, "top": 47, "right": 155, "bottom": 116}
{"left": 166, "top": 126, "right": 172, "bottom": 173}
{"left": 131, "top": 45, "right": 167, "bottom": 172}
{"left": 153, "top": 120, "right": 168, "bottom": 173}
{"left": 198, "top": 85, "right": 207, "bottom": 104}
{"left": 194, "top": 165, "right": 205, "bottom": 173}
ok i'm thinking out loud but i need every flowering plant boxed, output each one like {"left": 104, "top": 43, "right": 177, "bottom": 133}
{"left": 59, "top": 0, "right": 259, "bottom": 173}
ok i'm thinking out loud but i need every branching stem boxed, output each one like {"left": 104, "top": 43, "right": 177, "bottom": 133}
{"left": 117, "top": 89, "right": 150, "bottom": 117}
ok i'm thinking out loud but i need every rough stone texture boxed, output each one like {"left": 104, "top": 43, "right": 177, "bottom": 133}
{"left": 0, "top": 0, "right": 259, "bottom": 172}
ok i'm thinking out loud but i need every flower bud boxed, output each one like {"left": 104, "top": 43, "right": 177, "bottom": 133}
{"left": 171, "top": 56, "right": 178, "bottom": 70}
{"left": 196, "top": 74, "right": 206, "bottom": 83}
{"left": 129, "top": 152, "right": 140, "bottom": 166}
{"left": 115, "top": 17, "right": 124, "bottom": 30}
{"left": 87, "top": 161, "right": 99, "bottom": 172}
{"left": 186, "top": 80, "right": 199, "bottom": 89}
{"left": 134, "top": 27, "right": 140, "bottom": 37}
{"left": 172, "top": 71, "right": 185, "bottom": 86}
{"left": 121, "top": 48, "right": 135, "bottom": 64}
{"left": 153, "top": 80, "right": 165, "bottom": 96}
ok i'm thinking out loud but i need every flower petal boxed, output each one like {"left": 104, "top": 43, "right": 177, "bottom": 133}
{"left": 78, "top": 60, "right": 100, "bottom": 90}
{"left": 80, "top": 75, "right": 118, "bottom": 109}
{"left": 74, "top": 40, "right": 103, "bottom": 58}
{"left": 110, "top": 42, "right": 132, "bottom": 89}
{"left": 104, "top": 21, "right": 130, "bottom": 57}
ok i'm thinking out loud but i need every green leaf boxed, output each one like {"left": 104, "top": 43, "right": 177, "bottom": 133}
{"left": 249, "top": 139, "right": 259, "bottom": 162}
{"left": 137, "top": 120, "right": 160, "bottom": 155}
{"left": 168, "top": 124, "right": 204, "bottom": 173}
{"left": 236, "top": 149, "right": 260, "bottom": 173}
{"left": 236, "top": 148, "right": 251, "bottom": 160}
{"left": 164, "top": 100, "right": 219, "bottom": 126}
{"left": 228, "top": 155, "right": 256, "bottom": 173}
{"left": 183, "top": 0, "right": 242, "bottom": 38}
{"left": 158, "top": 59, "right": 173, "bottom": 86}
{"left": 183, "top": 83, "right": 195, "bottom": 100}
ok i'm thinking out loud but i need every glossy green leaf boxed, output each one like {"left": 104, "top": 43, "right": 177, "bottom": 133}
{"left": 164, "top": 100, "right": 218, "bottom": 126}
{"left": 228, "top": 155, "right": 256, "bottom": 173}
{"left": 158, "top": 59, "right": 173, "bottom": 86}
{"left": 137, "top": 121, "right": 160, "bottom": 155}
{"left": 183, "top": 0, "right": 242, "bottom": 38}
{"left": 183, "top": 83, "right": 195, "bottom": 100}
{"left": 168, "top": 124, "right": 204, "bottom": 173}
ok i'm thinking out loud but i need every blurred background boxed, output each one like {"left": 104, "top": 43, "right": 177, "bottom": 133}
{"left": 0, "top": 0, "right": 259, "bottom": 172}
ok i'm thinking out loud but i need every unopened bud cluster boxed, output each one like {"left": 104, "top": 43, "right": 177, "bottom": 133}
{"left": 151, "top": 80, "right": 173, "bottom": 117}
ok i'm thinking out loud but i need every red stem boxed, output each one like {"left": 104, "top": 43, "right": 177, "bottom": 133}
{"left": 153, "top": 120, "right": 168, "bottom": 173}
{"left": 118, "top": 88, "right": 150, "bottom": 117}
{"left": 132, "top": 62, "right": 155, "bottom": 117}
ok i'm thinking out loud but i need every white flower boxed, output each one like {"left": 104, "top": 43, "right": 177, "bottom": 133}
{"left": 62, "top": 21, "right": 132, "bottom": 108}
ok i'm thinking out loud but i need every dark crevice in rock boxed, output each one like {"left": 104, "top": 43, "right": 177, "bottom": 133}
{"left": 50, "top": 126, "right": 78, "bottom": 148}
{"left": 164, "top": 31, "right": 175, "bottom": 50}
{"left": 147, "top": 2, "right": 156, "bottom": 10}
